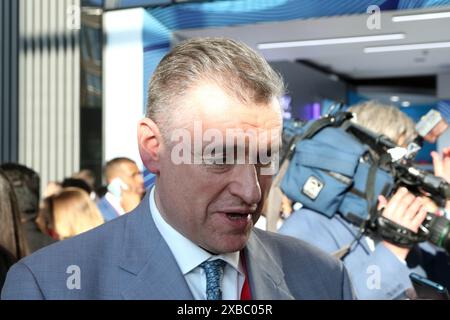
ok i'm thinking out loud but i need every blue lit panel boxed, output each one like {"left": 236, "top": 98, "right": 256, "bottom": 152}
{"left": 82, "top": 0, "right": 171, "bottom": 9}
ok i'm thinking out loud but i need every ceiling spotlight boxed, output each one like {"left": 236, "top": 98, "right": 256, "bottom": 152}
{"left": 401, "top": 101, "right": 411, "bottom": 107}
{"left": 390, "top": 96, "right": 400, "bottom": 102}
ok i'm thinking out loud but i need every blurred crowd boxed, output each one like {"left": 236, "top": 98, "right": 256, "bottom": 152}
{"left": 0, "top": 158, "right": 145, "bottom": 289}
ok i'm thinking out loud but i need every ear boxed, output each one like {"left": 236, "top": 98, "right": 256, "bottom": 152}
{"left": 138, "top": 118, "right": 163, "bottom": 174}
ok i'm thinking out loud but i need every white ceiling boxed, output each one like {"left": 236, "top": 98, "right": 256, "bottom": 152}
{"left": 175, "top": 7, "right": 450, "bottom": 79}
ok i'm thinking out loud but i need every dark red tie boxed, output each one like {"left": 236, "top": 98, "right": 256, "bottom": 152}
{"left": 240, "top": 251, "right": 252, "bottom": 300}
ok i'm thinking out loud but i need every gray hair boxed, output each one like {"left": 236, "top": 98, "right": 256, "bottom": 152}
{"left": 146, "top": 37, "right": 285, "bottom": 140}
{"left": 348, "top": 101, "right": 417, "bottom": 145}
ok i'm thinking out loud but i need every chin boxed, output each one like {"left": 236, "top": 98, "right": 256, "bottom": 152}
{"left": 213, "top": 235, "right": 250, "bottom": 254}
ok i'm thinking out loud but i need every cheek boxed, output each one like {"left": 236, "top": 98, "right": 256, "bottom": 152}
{"left": 182, "top": 168, "right": 231, "bottom": 217}
{"left": 163, "top": 165, "right": 220, "bottom": 204}
{"left": 191, "top": 169, "right": 229, "bottom": 203}
{"left": 123, "top": 177, "right": 134, "bottom": 187}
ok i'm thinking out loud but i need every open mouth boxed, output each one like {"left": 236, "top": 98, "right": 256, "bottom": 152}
{"left": 225, "top": 213, "right": 252, "bottom": 221}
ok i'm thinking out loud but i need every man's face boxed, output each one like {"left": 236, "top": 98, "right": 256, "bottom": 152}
{"left": 116, "top": 162, "right": 145, "bottom": 197}
{"left": 151, "top": 83, "right": 282, "bottom": 254}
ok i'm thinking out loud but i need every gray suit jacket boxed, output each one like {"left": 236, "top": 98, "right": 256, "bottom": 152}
{"left": 2, "top": 192, "right": 354, "bottom": 300}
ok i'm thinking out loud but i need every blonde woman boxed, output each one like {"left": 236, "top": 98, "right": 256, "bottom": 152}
{"left": 37, "top": 187, "right": 104, "bottom": 240}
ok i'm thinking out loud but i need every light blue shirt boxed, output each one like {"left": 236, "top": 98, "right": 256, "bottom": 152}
{"left": 149, "top": 186, "right": 245, "bottom": 300}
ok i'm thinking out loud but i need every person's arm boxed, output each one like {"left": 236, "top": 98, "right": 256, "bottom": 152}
{"left": 1, "top": 262, "right": 45, "bottom": 300}
{"left": 278, "top": 209, "right": 341, "bottom": 253}
{"left": 341, "top": 266, "right": 356, "bottom": 300}
{"left": 280, "top": 210, "right": 412, "bottom": 299}
{"left": 431, "top": 148, "right": 450, "bottom": 212}
{"left": 343, "top": 242, "right": 412, "bottom": 299}
{"left": 278, "top": 199, "right": 421, "bottom": 299}
{"left": 344, "top": 188, "right": 428, "bottom": 299}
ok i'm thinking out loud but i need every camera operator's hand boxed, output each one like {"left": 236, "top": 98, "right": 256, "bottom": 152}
{"left": 431, "top": 147, "right": 450, "bottom": 183}
{"left": 378, "top": 187, "right": 428, "bottom": 260}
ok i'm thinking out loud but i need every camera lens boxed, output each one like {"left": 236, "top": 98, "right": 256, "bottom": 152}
{"left": 426, "top": 214, "right": 450, "bottom": 253}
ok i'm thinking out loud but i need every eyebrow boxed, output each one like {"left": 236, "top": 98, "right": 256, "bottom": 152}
{"left": 197, "top": 144, "right": 275, "bottom": 163}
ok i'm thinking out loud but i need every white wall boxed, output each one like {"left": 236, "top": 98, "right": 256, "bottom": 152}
{"left": 103, "top": 8, "right": 145, "bottom": 166}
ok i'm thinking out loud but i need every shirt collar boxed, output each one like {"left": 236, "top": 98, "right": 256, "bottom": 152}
{"left": 149, "top": 186, "right": 242, "bottom": 275}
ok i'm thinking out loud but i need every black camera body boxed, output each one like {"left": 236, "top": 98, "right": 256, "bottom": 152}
{"left": 281, "top": 111, "right": 450, "bottom": 254}
{"left": 345, "top": 119, "right": 450, "bottom": 254}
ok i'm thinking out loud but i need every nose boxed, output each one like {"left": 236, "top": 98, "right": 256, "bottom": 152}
{"left": 228, "top": 165, "right": 262, "bottom": 206}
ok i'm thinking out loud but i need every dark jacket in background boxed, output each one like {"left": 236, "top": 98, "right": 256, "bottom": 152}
{"left": 0, "top": 246, "right": 16, "bottom": 292}
{"left": 23, "top": 219, "right": 56, "bottom": 253}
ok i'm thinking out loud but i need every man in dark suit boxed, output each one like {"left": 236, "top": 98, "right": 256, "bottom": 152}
{"left": 2, "top": 37, "right": 354, "bottom": 300}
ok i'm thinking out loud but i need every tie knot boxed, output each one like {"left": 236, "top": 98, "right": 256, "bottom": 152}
{"left": 200, "top": 259, "right": 226, "bottom": 300}
{"left": 201, "top": 259, "right": 226, "bottom": 272}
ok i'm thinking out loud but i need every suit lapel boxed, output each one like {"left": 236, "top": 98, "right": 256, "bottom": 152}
{"left": 244, "top": 231, "right": 295, "bottom": 300}
{"left": 118, "top": 191, "right": 194, "bottom": 300}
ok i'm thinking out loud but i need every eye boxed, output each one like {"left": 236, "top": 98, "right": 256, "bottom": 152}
{"left": 203, "top": 159, "right": 233, "bottom": 172}
{"left": 203, "top": 156, "right": 225, "bottom": 165}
